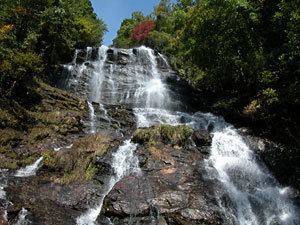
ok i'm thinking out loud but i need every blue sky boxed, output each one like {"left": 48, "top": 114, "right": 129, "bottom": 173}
{"left": 91, "top": 0, "right": 161, "bottom": 46}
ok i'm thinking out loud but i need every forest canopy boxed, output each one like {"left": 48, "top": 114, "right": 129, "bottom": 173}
{"left": 0, "top": 0, "right": 106, "bottom": 99}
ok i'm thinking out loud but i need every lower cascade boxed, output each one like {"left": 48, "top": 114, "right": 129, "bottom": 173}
{"left": 207, "top": 126, "right": 299, "bottom": 225}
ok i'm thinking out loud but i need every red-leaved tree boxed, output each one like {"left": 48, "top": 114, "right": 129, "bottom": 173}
{"left": 131, "top": 20, "right": 155, "bottom": 42}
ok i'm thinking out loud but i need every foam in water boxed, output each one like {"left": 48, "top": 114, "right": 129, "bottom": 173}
{"left": 14, "top": 208, "right": 30, "bottom": 225}
{"left": 15, "top": 157, "right": 43, "bottom": 177}
{"left": 76, "top": 140, "right": 140, "bottom": 225}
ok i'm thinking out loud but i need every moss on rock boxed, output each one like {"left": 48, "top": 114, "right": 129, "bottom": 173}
{"left": 0, "top": 81, "right": 88, "bottom": 170}
{"left": 42, "top": 133, "right": 118, "bottom": 184}
{"left": 132, "top": 124, "right": 193, "bottom": 147}
{"left": 0, "top": 110, "right": 18, "bottom": 128}
{"left": 0, "top": 145, "right": 40, "bottom": 170}
{"left": 0, "top": 129, "right": 23, "bottom": 146}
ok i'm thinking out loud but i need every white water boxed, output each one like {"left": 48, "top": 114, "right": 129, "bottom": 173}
{"left": 15, "top": 157, "right": 43, "bottom": 177}
{"left": 0, "top": 169, "right": 9, "bottom": 223}
{"left": 0, "top": 169, "right": 7, "bottom": 199}
{"left": 87, "top": 101, "right": 96, "bottom": 134}
{"left": 67, "top": 45, "right": 299, "bottom": 225}
{"left": 206, "top": 126, "right": 300, "bottom": 225}
{"left": 13, "top": 208, "right": 30, "bottom": 225}
{"left": 76, "top": 140, "right": 140, "bottom": 225}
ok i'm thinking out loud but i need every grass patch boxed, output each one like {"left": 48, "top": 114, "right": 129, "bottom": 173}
{"left": 132, "top": 124, "right": 193, "bottom": 147}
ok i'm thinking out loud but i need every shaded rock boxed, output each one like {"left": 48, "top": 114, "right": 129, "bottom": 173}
{"left": 0, "top": 207, "right": 8, "bottom": 225}
{"left": 107, "top": 49, "right": 115, "bottom": 62}
{"left": 91, "top": 47, "right": 99, "bottom": 61}
{"left": 76, "top": 50, "right": 87, "bottom": 64}
{"left": 246, "top": 135, "right": 300, "bottom": 191}
{"left": 191, "top": 129, "right": 212, "bottom": 147}
{"left": 6, "top": 176, "right": 105, "bottom": 225}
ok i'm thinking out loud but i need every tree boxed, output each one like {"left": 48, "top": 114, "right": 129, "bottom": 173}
{"left": 131, "top": 20, "right": 155, "bottom": 42}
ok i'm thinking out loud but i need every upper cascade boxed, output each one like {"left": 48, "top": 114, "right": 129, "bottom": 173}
{"left": 62, "top": 45, "right": 181, "bottom": 111}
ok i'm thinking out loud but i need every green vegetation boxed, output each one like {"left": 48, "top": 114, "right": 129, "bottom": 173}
{"left": 0, "top": 81, "right": 86, "bottom": 170}
{"left": 0, "top": 0, "right": 103, "bottom": 170}
{"left": 0, "top": 0, "right": 106, "bottom": 99}
{"left": 42, "top": 133, "right": 116, "bottom": 184}
{"left": 132, "top": 124, "right": 193, "bottom": 147}
{"left": 114, "top": 0, "right": 300, "bottom": 146}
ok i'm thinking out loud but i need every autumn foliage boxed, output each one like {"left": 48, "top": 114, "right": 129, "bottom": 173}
{"left": 131, "top": 20, "right": 155, "bottom": 42}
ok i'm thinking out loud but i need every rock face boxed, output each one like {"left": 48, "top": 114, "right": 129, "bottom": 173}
{"left": 244, "top": 134, "right": 300, "bottom": 191}
{"left": 4, "top": 133, "right": 121, "bottom": 225}
{"left": 98, "top": 125, "right": 222, "bottom": 225}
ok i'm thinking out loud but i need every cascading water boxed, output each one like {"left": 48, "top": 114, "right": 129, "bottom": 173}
{"left": 15, "top": 157, "right": 43, "bottom": 178}
{"left": 206, "top": 126, "right": 300, "bottom": 225}
{"left": 65, "top": 45, "right": 299, "bottom": 225}
{"left": 13, "top": 208, "right": 31, "bottom": 225}
{"left": 76, "top": 140, "right": 140, "bottom": 225}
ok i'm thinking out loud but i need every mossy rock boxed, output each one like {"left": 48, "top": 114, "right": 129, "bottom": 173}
{"left": 0, "top": 145, "right": 40, "bottom": 170}
{"left": 0, "top": 110, "right": 18, "bottom": 128}
{"left": 132, "top": 124, "right": 193, "bottom": 147}
{"left": 42, "top": 133, "right": 117, "bottom": 184}
{"left": 0, "top": 129, "right": 23, "bottom": 146}
{"left": 28, "top": 126, "right": 54, "bottom": 143}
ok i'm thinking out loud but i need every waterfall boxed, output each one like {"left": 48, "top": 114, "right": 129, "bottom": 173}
{"left": 15, "top": 157, "right": 43, "bottom": 177}
{"left": 66, "top": 45, "right": 299, "bottom": 225}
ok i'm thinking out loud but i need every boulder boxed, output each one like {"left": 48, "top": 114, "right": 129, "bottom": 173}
{"left": 191, "top": 129, "right": 212, "bottom": 147}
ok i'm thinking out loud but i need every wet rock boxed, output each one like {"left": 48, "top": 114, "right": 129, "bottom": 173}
{"left": 83, "top": 102, "right": 136, "bottom": 137}
{"left": 191, "top": 129, "right": 212, "bottom": 147}
{"left": 76, "top": 50, "right": 87, "bottom": 64}
{"left": 132, "top": 48, "right": 138, "bottom": 55}
{"left": 249, "top": 136, "right": 300, "bottom": 191}
{"left": 117, "top": 51, "right": 130, "bottom": 65}
{"left": 107, "top": 49, "right": 115, "bottom": 62}
{"left": 91, "top": 47, "right": 99, "bottom": 61}
{"left": 156, "top": 57, "right": 168, "bottom": 70}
